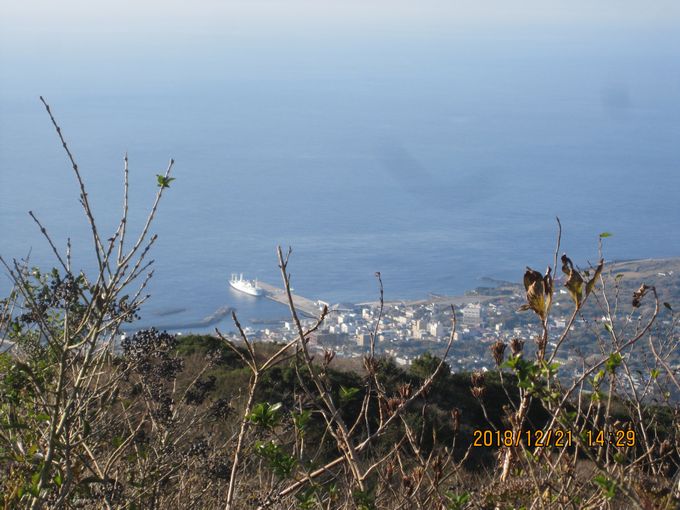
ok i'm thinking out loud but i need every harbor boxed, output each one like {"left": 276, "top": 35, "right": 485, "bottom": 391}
{"left": 254, "top": 281, "right": 325, "bottom": 318}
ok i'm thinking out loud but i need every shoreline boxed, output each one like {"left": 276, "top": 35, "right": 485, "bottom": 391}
{"left": 126, "top": 256, "right": 680, "bottom": 334}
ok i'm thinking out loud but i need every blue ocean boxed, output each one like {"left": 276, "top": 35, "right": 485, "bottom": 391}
{"left": 1, "top": 28, "right": 679, "bottom": 332}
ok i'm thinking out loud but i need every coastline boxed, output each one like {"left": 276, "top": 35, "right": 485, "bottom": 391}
{"left": 359, "top": 257, "right": 680, "bottom": 308}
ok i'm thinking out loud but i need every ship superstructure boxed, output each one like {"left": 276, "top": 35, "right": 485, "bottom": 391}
{"left": 229, "top": 273, "right": 264, "bottom": 297}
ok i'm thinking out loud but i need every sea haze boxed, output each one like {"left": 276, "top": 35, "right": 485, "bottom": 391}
{"left": 1, "top": 28, "right": 679, "bottom": 332}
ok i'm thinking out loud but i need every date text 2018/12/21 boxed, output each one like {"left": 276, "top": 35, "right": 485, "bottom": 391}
{"left": 472, "top": 429, "right": 637, "bottom": 448}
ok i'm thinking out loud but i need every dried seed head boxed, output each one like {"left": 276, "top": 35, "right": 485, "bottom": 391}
{"left": 386, "top": 397, "right": 401, "bottom": 416}
{"left": 660, "top": 439, "right": 671, "bottom": 456}
{"left": 205, "top": 349, "right": 223, "bottom": 368}
{"left": 433, "top": 455, "right": 444, "bottom": 482}
{"left": 470, "top": 371, "right": 485, "bottom": 389}
{"left": 450, "top": 407, "right": 461, "bottom": 434}
{"left": 208, "top": 398, "right": 233, "bottom": 420}
{"left": 561, "top": 254, "right": 584, "bottom": 307}
{"left": 398, "top": 383, "right": 412, "bottom": 400}
{"left": 186, "top": 437, "right": 209, "bottom": 458}
{"left": 471, "top": 386, "right": 486, "bottom": 399}
{"left": 510, "top": 337, "right": 525, "bottom": 356}
{"left": 519, "top": 266, "right": 553, "bottom": 320}
{"left": 323, "top": 349, "right": 336, "bottom": 367}
{"left": 470, "top": 370, "right": 487, "bottom": 398}
{"left": 534, "top": 335, "right": 547, "bottom": 353}
{"left": 490, "top": 340, "right": 507, "bottom": 366}
{"left": 632, "top": 284, "right": 650, "bottom": 308}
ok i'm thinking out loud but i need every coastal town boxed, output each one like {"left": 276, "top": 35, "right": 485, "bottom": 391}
{"left": 234, "top": 258, "right": 680, "bottom": 384}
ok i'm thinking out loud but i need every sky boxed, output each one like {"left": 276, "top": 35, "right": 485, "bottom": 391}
{"left": 3, "top": 0, "right": 680, "bottom": 43}
{"left": 2, "top": 0, "right": 679, "bottom": 98}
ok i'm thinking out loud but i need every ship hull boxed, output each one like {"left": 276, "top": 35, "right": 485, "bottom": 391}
{"left": 229, "top": 280, "right": 264, "bottom": 297}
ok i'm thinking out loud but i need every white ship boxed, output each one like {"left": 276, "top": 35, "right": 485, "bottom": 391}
{"left": 229, "top": 273, "right": 264, "bottom": 297}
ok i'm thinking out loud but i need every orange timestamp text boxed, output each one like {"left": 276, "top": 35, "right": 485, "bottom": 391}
{"left": 472, "top": 428, "right": 637, "bottom": 448}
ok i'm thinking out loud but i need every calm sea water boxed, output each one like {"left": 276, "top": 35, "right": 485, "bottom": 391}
{"left": 1, "top": 31, "right": 679, "bottom": 332}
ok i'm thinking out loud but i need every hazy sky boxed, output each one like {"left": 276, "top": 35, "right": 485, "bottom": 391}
{"left": 1, "top": 0, "right": 678, "bottom": 104}
{"left": 3, "top": 0, "right": 680, "bottom": 44}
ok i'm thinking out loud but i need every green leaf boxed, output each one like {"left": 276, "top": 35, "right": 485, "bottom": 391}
{"left": 353, "top": 490, "right": 376, "bottom": 510}
{"left": 593, "top": 474, "right": 616, "bottom": 500}
{"left": 445, "top": 491, "right": 471, "bottom": 510}
{"left": 599, "top": 232, "right": 613, "bottom": 238}
{"left": 605, "top": 352, "right": 622, "bottom": 374}
{"left": 29, "top": 470, "right": 41, "bottom": 496}
{"left": 156, "top": 175, "right": 176, "bottom": 189}
{"left": 295, "top": 488, "right": 318, "bottom": 509}
{"left": 563, "top": 411, "right": 578, "bottom": 424}
{"left": 247, "top": 402, "right": 283, "bottom": 429}
{"left": 339, "top": 386, "right": 360, "bottom": 403}
{"left": 651, "top": 368, "right": 660, "bottom": 380}
{"left": 604, "top": 323, "right": 614, "bottom": 334}
{"left": 518, "top": 379, "right": 533, "bottom": 389}
{"left": 254, "top": 440, "right": 296, "bottom": 478}
{"left": 593, "top": 370, "right": 605, "bottom": 386}
{"left": 593, "top": 474, "right": 607, "bottom": 486}
{"left": 292, "top": 410, "right": 311, "bottom": 431}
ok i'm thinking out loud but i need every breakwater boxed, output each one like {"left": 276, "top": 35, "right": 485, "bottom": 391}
{"left": 255, "top": 281, "right": 324, "bottom": 318}
{"left": 121, "top": 305, "right": 235, "bottom": 332}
